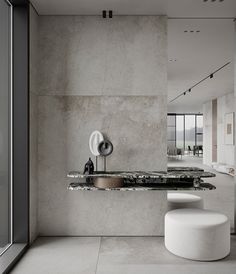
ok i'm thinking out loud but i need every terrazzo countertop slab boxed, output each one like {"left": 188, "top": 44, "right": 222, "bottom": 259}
{"left": 67, "top": 169, "right": 216, "bottom": 180}
{"left": 167, "top": 167, "right": 204, "bottom": 172}
{"left": 68, "top": 182, "right": 216, "bottom": 191}
{"left": 67, "top": 167, "right": 216, "bottom": 191}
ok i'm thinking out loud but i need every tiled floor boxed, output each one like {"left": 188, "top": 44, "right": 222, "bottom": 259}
{"left": 168, "top": 155, "right": 235, "bottom": 230}
{"left": 11, "top": 156, "right": 236, "bottom": 273}
{"left": 11, "top": 236, "right": 236, "bottom": 274}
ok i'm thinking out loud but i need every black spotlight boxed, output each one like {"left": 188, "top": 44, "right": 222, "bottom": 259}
{"left": 183, "top": 92, "right": 186, "bottom": 95}
{"left": 102, "top": 10, "right": 106, "bottom": 18}
{"left": 210, "top": 73, "right": 213, "bottom": 79}
{"left": 188, "top": 89, "right": 191, "bottom": 92}
{"left": 109, "top": 10, "right": 113, "bottom": 18}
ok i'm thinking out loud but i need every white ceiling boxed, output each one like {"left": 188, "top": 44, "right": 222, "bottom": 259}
{"left": 31, "top": 0, "right": 236, "bottom": 17}
{"left": 31, "top": 0, "right": 236, "bottom": 113}
{"left": 168, "top": 19, "right": 235, "bottom": 113}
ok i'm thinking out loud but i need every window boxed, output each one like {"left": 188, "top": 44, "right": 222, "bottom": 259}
{"left": 0, "top": 0, "right": 12, "bottom": 255}
{"left": 185, "top": 115, "right": 195, "bottom": 150}
{"left": 196, "top": 115, "right": 203, "bottom": 146}
{"left": 0, "top": 1, "right": 29, "bottom": 272}
{"left": 167, "top": 114, "right": 203, "bottom": 152}
{"left": 176, "top": 115, "right": 184, "bottom": 149}
{"left": 167, "top": 115, "right": 176, "bottom": 148}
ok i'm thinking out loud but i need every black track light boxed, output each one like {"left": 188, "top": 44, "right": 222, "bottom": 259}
{"left": 169, "top": 62, "right": 230, "bottom": 103}
{"left": 109, "top": 10, "right": 113, "bottom": 18}
{"left": 102, "top": 10, "right": 106, "bottom": 18}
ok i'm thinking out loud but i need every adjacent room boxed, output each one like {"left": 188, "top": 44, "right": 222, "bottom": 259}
{"left": 0, "top": 1, "right": 236, "bottom": 274}
{"left": 167, "top": 17, "right": 235, "bottom": 232}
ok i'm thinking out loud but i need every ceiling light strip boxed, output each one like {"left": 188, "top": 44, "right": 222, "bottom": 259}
{"left": 169, "top": 61, "right": 231, "bottom": 103}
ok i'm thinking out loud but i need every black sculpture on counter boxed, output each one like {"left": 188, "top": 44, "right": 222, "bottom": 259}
{"left": 83, "top": 158, "right": 94, "bottom": 174}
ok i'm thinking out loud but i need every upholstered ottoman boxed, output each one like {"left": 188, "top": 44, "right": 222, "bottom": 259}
{"left": 165, "top": 208, "right": 230, "bottom": 261}
{"left": 167, "top": 193, "right": 204, "bottom": 210}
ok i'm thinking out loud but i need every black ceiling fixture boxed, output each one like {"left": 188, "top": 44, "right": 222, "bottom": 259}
{"left": 102, "top": 10, "right": 106, "bottom": 18}
{"left": 169, "top": 61, "right": 231, "bottom": 103}
{"left": 203, "top": 0, "right": 225, "bottom": 2}
{"left": 102, "top": 10, "right": 113, "bottom": 18}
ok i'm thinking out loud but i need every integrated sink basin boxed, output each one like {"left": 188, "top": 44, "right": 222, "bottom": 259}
{"left": 94, "top": 177, "right": 124, "bottom": 188}
{"left": 92, "top": 172, "right": 124, "bottom": 188}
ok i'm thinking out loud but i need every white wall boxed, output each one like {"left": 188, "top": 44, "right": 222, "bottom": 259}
{"left": 203, "top": 92, "right": 235, "bottom": 167}
{"left": 217, "top": 93, "right": 235, "bottom": 166}
{"left": 203, "top": 100, "right": 212, "bottom": 166}
{"left": 35, "top": 16, "right": 168, "bottom": 236}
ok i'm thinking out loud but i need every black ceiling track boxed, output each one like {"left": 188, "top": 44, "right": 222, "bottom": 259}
{"left": 169, "top": 61, "right": 231, "bottom": 103}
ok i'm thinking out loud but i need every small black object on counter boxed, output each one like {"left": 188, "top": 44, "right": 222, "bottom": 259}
{"left": 83, "top": 158, "right": 94, "bottom": 174}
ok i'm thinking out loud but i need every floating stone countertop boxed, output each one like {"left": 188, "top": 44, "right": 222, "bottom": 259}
{"left": 67, "top": 167, "right": 216, "bottom": 191}
{"left": 67, "top": 167, "right": 215, "bottom": 180}
{"left": 68, "top": 182, "right": 216, "bottom": 191}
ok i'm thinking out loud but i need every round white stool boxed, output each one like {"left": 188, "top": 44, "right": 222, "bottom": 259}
{"left": 165, "top": 208, "right": 230, "bottom": 261}
{"left": 167, "top": 193, "right": 204, "bottom": 210}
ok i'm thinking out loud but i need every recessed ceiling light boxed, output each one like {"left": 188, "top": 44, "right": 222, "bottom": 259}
{"left": 184, "top": 30, "right": 200, "bottom": 33}
{"left": 203, "top": 0, "right": 224, "bottom": 2}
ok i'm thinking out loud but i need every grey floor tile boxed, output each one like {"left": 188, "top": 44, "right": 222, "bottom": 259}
{"left": 96, "top": 264, "right": 236, "bottom": 274}
{"left": 168, "top": 156, "right": 235, "bottom": 230}
{"left": 10, "top": 236, "right": 236, "bottom": 274}
{"left": 98, "top": 237, "right": 194, "bottom": 265}
{"left": 96, "top": 236, "right": 236, "bottom": 274}
{"left": 11, "top": 237, "right": 101, "bottom": 274}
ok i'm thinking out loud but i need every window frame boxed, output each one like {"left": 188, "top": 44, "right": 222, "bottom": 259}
{"left": 0, "top": 0, "right": 29, "bottom": 272}
{"left": 167, "top": 113, "right": 203, "bottom": 151}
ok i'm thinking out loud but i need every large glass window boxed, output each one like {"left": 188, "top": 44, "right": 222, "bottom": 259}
{"left": 167, "top": 115, "right": 176, "bottom": 148}
{"left": 0, "top": 1, "right": 29, "bottom": 272}
{"left": 167, "top": 114, "right": 203, "bottom": 152}
{"left": 176, "top": 115, "right": 184, "bottom": 149}
{"left": 185, "top": 115, "right": 195, "bottom": 150}
{"left": 196, "top": 115, "right": 203, "bottom": 146}
{"left": 0, "top": 0, "right": 12, "bottom": 254}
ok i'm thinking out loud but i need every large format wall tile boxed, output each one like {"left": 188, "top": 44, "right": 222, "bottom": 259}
{"left": 38, "top": 16, "right": 167, "bottom": 96}
{"left": 38, "top": 95, "right": 167, "bottom": 235}
{"left": 36, "top": 15, "right": 167, "bottom": 236}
